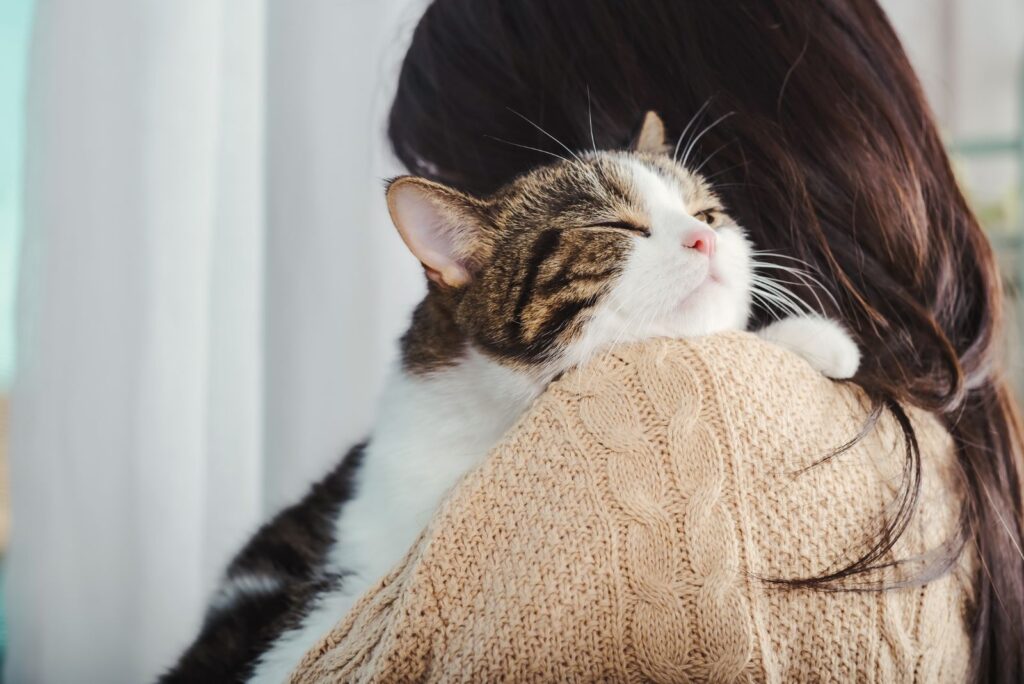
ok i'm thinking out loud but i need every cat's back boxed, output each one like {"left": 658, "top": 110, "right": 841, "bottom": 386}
{"left": 290, "top": 332, "right": 973, "bottom": 682}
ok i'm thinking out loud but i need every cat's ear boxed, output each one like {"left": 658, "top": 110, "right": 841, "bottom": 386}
{"left": 386, "top": 176, "right": 492, "bottom": 288}
{"left": 633, "top": 110, "right": 669, "bottom": 154}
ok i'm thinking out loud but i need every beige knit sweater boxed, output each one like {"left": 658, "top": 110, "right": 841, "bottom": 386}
{"left": 293, "top": 332, "right": 973, "bottom": 682}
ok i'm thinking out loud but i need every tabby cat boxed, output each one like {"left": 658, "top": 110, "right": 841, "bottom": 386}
{"left": 160, "top": 112, "right": 859, "bottom": 683}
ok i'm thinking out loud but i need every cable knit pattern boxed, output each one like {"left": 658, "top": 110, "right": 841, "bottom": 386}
{"left": 292, "top": 332, "right": 973, "bottom": 683}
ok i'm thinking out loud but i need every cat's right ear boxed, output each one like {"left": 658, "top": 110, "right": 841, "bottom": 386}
{"left": 386, "top": 176, "right": 492, "bottom": 288}
{"left": 633, "top": 111, "right": 669, "bottom": 154}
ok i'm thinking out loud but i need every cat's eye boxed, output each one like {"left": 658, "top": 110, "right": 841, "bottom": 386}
{"left": 694, "top": 209, "right": 720, "bottom": 226}
{"left": 582, "top": 220, "right": 651, "bottom": 236}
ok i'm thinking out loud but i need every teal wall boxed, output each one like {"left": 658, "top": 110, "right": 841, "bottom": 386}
{"left": 0, "top": 0, "right": 33, "bottom": 390}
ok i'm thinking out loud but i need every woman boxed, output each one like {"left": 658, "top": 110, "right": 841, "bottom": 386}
{"left": 379, "top": 0, "right": 1021, "bottom": 680}
{"left": 164, "top": 1, "right": 1023, "bottom": 680}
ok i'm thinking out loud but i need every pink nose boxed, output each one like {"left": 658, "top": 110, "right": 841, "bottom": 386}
{"left": 683, "top": 228, "right": 716, "bottom": 257}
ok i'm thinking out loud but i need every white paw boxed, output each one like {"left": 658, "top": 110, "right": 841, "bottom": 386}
{"left": 756, "top": 315, "right": 860, "bottom": 379}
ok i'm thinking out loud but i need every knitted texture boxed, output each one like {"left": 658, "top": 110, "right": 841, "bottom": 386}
{"left": 292, "top": 332, "right": 972, "bottom": 683}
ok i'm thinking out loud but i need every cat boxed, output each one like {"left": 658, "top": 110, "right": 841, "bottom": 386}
{"left": 159, "top": 111, "right": 860, "bottom": 683}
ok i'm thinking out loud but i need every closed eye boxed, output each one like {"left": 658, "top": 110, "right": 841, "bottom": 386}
{"left": 581, "top": 220, "right": 651, "bottom": 236}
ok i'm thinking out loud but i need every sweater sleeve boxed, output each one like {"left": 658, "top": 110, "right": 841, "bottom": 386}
{"left": 290, "top": 333, "right": 972, "bottom": 683}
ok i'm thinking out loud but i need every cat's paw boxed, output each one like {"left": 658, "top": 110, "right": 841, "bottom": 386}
{"left": 756, "top": 315, "right": 860, "bottom": 379}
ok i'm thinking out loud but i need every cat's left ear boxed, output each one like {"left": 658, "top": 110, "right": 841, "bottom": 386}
{"left": 633, "top": 110, "right": 669, "bottom": 154}
{"left": 386, "top": 176, "right": 493, "bottom": 288}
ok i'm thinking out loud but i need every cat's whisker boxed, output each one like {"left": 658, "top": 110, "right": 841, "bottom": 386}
{"left": 765, "top": 268, "right": 834, "bottom": 313}
{"left": 751, "top": 261, "right": 827, "bottom": 287}
{"left": 750, "top": 276, "right": 814, "bottom": 317}
{"left": 486, "top": 135, "right": 571, "bottom": 163}
{"left": 750, "top": 273, "right": 813, "bottom": 307}
{"left": 702, "top": 163, "right": 748, "bottom": 184}
{"left": 753, "top": 274, "right": 823, "bottom": 313}
{"left": 753, "top": 290, "right": 807, "bottom": 317}
{"left": 586, "top": 85, "right": 598, "bottom": 154}
{"left": 681, "top": 111, "right": 735, "bottom": 170}
{"left": 754, "top": 275, "right": 820, "bottom": 296}
{"left": 750, "top": 291, "right": 793, "bottom": 319}
{"left": 691, "top": 141, "right": 731, "bottom": 177}
{"left": 673, "top": 97, "right": 714, "bottom": 162}
{"left": 749, "top": 288, "right": 795, "bottom": 318}
{"left": 751, "top": 254, "right": 834, "bottom": 293}
{"left": 507, "top": 107, "right": 584, "bottom": 163}
{"left": 750, "top": 250, "right": 820, "bottom": 271}
{"left": 751, "top": 288, "right": 804, "bottom": 318}
{"left": 751, "top": 261, "right": 838, "bottom": 312}
{"left": 750, "top": 259, "right": 834, "bottom": 307}
{"left": 750, "top": 279, "right": 806, "bottom": 311}
{"left": 751, "top": 249, "right": 806, "bottom": 259}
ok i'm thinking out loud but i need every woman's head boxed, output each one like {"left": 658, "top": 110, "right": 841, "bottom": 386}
{"left": 389, "top": 1, "right": 1024, "bottom": 677}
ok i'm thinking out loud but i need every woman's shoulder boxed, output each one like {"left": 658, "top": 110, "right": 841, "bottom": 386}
{"left": 293, "top": 332, "right": 972, "bottom": 682}
{"left": 538, "top": 331, "right": 962, "bottom": 558}
{"left": 545, "top": 329, "right": 956, "bottom": 484}
{"left": 519, "top": 331, "right": 972, "bottom": 677}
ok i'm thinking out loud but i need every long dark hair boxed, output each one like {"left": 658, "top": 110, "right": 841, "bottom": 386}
{"left": 388, "top": 0, "right": 1024, "bottom": 679}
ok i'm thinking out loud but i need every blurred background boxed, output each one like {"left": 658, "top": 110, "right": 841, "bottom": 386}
{"left": 0, "top": 1, "right": 1020, "bottom": 681}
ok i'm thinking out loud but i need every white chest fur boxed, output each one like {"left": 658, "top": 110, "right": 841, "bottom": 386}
{"left": 332, "top": 350, "right": 545, "bottom": 580}
{"left": 247, "top": 350, "right": 544, "bottom": 683}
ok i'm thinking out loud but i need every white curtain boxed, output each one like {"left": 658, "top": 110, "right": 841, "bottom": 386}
{"left": 8, "top": 1, "right": 425, "bottom": 681}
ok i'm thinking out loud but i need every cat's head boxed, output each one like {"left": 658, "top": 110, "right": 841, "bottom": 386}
{"left": 387, "top": 111, "right": 752, "bottom": 376}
